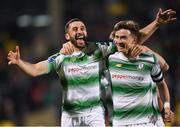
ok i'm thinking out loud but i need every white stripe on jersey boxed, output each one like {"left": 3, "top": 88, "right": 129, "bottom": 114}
{"left": 67, "top": 84, "right": 100, "bottom": 102}
{"left": 113, "top": 90, "right": 153, "bottom": 109}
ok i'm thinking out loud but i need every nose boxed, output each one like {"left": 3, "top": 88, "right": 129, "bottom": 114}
{"left": 77, "top": 28, "right": 83, "bottom": 34}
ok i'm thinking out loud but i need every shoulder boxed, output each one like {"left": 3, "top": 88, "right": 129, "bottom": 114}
{"left": 47, "top": 53, "right": 69, "bottom": 64}
{"left": 138, "top": 52, "right": 157, "bottom": 64}
{"left": 96, "top": 41, "right": 114, "bottom": 47}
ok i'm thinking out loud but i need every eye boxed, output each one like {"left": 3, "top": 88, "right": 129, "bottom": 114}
{"left": 72, "top": 27, "right": 78, "bottom": 32}
{"left": 120, "top": 36, "right": 127, "bottom": 40}
{"left": 115, "top": 35, "right": 119, "bottom": 39}
{"left": 80, "top": 27, "right": 85, "bottom": 31}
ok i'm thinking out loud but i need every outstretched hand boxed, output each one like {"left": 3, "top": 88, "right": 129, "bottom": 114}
{"left": 7, "top": 46, "right": 21, "bottom": 65}
{"left": 156, "top": 8, "right": 177, "bottom": 25}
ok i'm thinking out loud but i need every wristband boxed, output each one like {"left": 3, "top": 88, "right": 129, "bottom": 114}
{"left": 164, "top": 102, "right": 170, "bottom": 109}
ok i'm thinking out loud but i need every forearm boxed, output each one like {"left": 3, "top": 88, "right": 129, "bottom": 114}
{"left": 139, "top": 20, "right": 160, "bottom": 44}
{"left": 158, "top": 96, "right": 164, "bottom": 111}
{"left": 158, "top": 80, "right": 170, "bottom": 103}
{"left": 156, "top": 88, "right": 164, "bottom": 111}
{"left": 17, "top": 60, "right": 48, "bottom": 77}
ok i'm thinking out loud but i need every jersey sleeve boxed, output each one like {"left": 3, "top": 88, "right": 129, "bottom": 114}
{"left": 97, "top": 42, "right": 117, "bottom": 58}
{"left": 47, "top": 53, "right": 64, "bottom": 73}
{"left": 151, "top": 63, "right": 164, "bottom": 83}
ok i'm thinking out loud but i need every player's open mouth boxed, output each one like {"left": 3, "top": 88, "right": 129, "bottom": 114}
{"left": 118, "top": 43, "right": 126, "bottom": 50}
{"left": 76, "top": 35, "right": 85, "bottom": 41}
{"left": 119, "top": 43, "right": 125, "bottom": 48}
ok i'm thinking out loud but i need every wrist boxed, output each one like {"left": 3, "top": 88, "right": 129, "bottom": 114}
{"left": 164, "top": 102, "right": 170, "bottom": 109}
{"left": 154, "top": 19, "right": 161, "bottom": 27}
{"left": 17, "top": 59, "right": 23, "bottom": 66}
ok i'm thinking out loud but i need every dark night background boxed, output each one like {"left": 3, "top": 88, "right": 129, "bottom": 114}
{"left": 0, "top": 0, "right": 179, "bottom": 126}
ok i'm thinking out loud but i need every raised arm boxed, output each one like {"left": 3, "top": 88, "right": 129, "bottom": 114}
{"left": 139, "top": 8, "right": 176, "bottom": 44}
{"left": 7, "top": 46, "right": 49, "bottom": 77}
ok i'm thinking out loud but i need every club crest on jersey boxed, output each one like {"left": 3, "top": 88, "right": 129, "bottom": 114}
{"left": 138, "top": 63, "right": 144, "bottom": 69}
{"left": 71, "top": 57, "right": 77, "bottom": 62}
{"left": 88, "top": 55, "right": 94, "bottom": 61}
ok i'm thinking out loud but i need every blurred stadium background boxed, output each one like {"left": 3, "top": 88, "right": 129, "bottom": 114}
{"left": 0, "top": 0, "right": 179, "bottom": 126}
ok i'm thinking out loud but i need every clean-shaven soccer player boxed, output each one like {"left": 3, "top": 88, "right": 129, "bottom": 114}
{"left": 108, "top": 20, "right": 172, "bottom": 127}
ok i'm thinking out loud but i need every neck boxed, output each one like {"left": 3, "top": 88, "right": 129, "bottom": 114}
{"left": 74, "top": 47, "right": 82, "bottom": 52}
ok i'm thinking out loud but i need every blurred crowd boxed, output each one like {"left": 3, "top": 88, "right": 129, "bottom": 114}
{"left": 0, "top": 0, "right": 180, "bottom": 126}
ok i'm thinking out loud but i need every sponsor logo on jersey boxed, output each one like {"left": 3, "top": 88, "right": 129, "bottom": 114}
{"left": 111, "top": 74, "right": 144, "bottom": 81}
{"left": 68, "top": 65, "right": 97, "bottom": 73}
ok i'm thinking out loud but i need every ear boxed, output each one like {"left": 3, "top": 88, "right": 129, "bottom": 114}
{"left": 65, "top": 33, "right": 70, "bottom": 40}
{"left": 133, "top": 36, "right": 138, "bottom": 44}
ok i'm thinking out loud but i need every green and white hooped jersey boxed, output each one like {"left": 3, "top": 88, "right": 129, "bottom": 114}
{"left": 108, "top": 52, "right": 163, "bottom": 125}
{"left": 47, "top": 42, "right": 115, "bottom": 113}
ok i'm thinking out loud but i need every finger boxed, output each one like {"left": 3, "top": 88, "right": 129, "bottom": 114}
{"left": 131, "top": 51, "right": 141, "bottom": 57}
{"left": 16, "top": 45, "right": 20, "bottom": 56}
{"left": 62, "top": 43, "right": 72, "bottom": 55}
{"left": 8, "top": 52, "right": 12, "bottom": 56}
{"left": 62, "top": 44, "right": 67, "bottom": 54}
{"left": 167, "top": 11, "right": 176, "bottom": 15}
{"left": 7, "top": 56, "right": 13, "bottom": 61}
{"left": 161, "top": 9, "right": 173, "bottom": 15}
{"left": 67, "top": 43, "right": 74, "bottom": 54}
{"left": 162, "top": 10, "right": 176, "bottom": 17}
{"left": 65, "top": 46, "right": 71, "bottom": 55}
{"left": 8, "top": 61, "right": 12, "bottom": 65}
{"left": 69, "top": 42, "right": 75, "bottom": 53}
{"left": 157, "top": 8, "right": 162, "bottom": 16}
{"left": 130, "top": 47, "right": 142, "bottom": 57}
{"left": 60, "top": 49, "right": 66, "bottom": 54}
{"left": 168, "top": 12, "right": 177, "bottom": 18}
{"left": 9, "top": 51, "right": 13, "bottom": 54}
{"left": 170, "top": 17, "right": 177, "bottom": 21}
{"left": 128, "top": 46, "right": 135, "bottom": 56}
{"left": 7, "top": 52, "right": 14, "bottom": 58}
{"left": 65, "top": 43, "right": 71, "bottom": 54}
{"left": 133, "top": 47, "right": 142, "bottom": 55}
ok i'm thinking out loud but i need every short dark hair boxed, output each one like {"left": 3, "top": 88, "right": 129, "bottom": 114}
{"left": 65, "top": 18, "right": 82, "bottom": 33}
{"left": 110, "top": 20, "right": 140, "bottom": 40}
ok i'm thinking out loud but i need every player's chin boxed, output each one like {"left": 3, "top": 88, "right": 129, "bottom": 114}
{"left": 78, "top": 44, "right": 86, "bottom": 49}
{"left": 77, "top": 41, "right": 86, "bottom": 48}
{"left": 118, "top": 47, "right": 126, "bottom": 52}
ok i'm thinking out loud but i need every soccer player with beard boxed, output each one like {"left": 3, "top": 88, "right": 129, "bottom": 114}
{"left": 7, "top": 9, "right": 176, "bottom": 126}
{"left": 7, "top": 18, "right": 116, "bottom": 127}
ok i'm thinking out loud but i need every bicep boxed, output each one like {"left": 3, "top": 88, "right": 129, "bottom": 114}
{"left": 154, "top": 53, "right": 169, "bottom": 72}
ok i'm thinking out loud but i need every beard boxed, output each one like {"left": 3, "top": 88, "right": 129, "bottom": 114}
{"left": 70, "top": 34, "right": 87, "bottom": 49}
